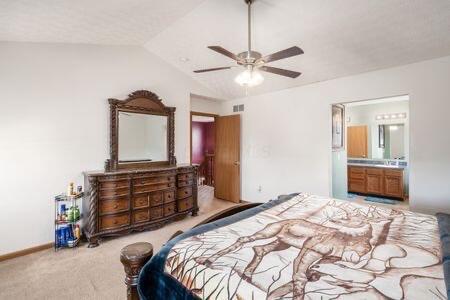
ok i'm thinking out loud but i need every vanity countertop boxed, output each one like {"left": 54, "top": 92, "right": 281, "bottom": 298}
{"left": 347, "top": 163, "right": 406, "bottom": 169}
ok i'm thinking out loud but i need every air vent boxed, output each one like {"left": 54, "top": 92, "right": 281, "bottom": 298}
{"left": 233, "top": 104, "right": 245, "bottom": 112}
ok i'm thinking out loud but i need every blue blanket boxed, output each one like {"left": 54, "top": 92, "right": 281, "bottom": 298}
{"left": 137, "top": 194, "right": 298, "bottom": 300}
{"left": 437, "top": 213, "right": 450, "bottom": 298}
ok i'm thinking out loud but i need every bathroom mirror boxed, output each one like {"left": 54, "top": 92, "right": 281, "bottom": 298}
{"left": 376, "top": 124, "right": 405, "bottom": 160}
{"left": 347, "top": 123, "right": 406, "bottom": 160}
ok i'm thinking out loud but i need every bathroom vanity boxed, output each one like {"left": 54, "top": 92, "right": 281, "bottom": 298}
{"left": 348, "top": 162, "right": 405, "bottom": 200}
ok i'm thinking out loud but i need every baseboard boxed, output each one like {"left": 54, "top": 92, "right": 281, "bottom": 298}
{"left": 0, "top": 242, "right": 53, "bottom": 262}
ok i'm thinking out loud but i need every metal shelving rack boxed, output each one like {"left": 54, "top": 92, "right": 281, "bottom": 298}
{"left": 54, "top": 192, "right": 83, "bottom": 251}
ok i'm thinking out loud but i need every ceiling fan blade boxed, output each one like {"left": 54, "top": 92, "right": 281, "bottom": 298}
{"left": 193, "top": 67, "right": 233, "bottom": 73}
{"left": 208, "top": 46, "right": 241, "bottom": 61}
{"left": 259, "top": 66, "right": 301, "bottom": 78}
{"left": 258, "top": 46, "right": 304, "bottom": 63}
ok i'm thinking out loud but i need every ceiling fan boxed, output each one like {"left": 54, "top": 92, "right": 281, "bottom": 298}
{"left": 193, "top": 0, "right": 304, "bottom": 87}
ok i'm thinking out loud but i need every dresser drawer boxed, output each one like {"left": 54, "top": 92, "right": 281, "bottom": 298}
{"left": 132, "top": 209, "right": 150, "bottom": 224}
{"left": 133, "top": 176, "right": 175, "bottom": 186}
{"left": 100, "top": 180, "right": 128, "bottom": 190}
{"left": 133, "top": 193, "right": 163, "bottom": 208}
{"left": 178, "top": 173, "right": 194, "bottom": 181}
{"left": 150, "top": 206, "right": 163, "bottom": 220}
{"left": 164, "top": 202, "right": 176, "bottom": 217}
{"left": 164, "top": 190, "right": 175, "bottom": 203}
{"left": 99, "top": 198, "right": 129, "bottom": 215}
{"left": 178, "top": 179, "right": 194, "bottom": 187}
{"left": 133, "top": 182, "right": 176, "bottom": 194}
{"left": 177, "top": 197, "right": 193, "bottom": 212}
{"left": 99, "top": 213, "right": 130, "bottom": 230}
{"left": 133, "top": 171, "right": 176, "bottom": 179}
{"left": 148, "top": 192, "right": 163, "bottom": 206}
{"left": 99, "top": 187, "right": 129, "bottom": 199}
{"left": 133, "top": 195, "right": 149, "bottom": 209}
{"left": 177, "top": 186, "right": 193, "bottom": 199}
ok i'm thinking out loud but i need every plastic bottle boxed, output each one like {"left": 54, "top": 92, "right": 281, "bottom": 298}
{"left": 75, "top": 225, "right": 81, "bottom": 240}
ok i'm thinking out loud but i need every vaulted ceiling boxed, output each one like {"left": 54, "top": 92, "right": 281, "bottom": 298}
{"left": 2, "top": 0, "right": 450, "bottom": 99}
{"left": 0, "top": 0, "right": 205, "bottom": 45}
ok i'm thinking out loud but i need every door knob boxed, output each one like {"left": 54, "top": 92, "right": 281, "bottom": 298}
{"left": 234, "top": 161, "right": 240, "bottom": 166}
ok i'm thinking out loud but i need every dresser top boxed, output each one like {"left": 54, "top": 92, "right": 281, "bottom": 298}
{"left": 84, "top": 163, "right": 198, "bottom": 177}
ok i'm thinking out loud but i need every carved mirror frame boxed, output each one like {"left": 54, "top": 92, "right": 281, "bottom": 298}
{"left": 105, "top": 90, "right": 176, "bottom": 171}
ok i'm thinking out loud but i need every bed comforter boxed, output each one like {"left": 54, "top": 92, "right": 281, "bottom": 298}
{"left": 139, "top": 193, "right": 449, "bottom": 299}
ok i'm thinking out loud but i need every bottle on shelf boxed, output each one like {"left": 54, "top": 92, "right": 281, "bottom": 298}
{"left": 75, "top": 224, "right": 81, "bottom": 240}
{"left": 67, "top": 182, "right": 74, "bottom": 196}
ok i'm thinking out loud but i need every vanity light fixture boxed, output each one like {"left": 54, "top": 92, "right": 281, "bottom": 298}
{"left": 376, "top": 112, "right": 407, "bottom": 121}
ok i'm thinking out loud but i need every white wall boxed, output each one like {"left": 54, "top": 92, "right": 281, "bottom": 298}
{"left": 221, "top": 55, "right": 450, "bottom": 215}
{"left": 190, "top": 94, "right": 224, "bottom": 115}
{"left": 332, "top": 150, "right": 348, "bottom": 199}
{"left": 0, "top": 42, "right": 219, "bottom": 255}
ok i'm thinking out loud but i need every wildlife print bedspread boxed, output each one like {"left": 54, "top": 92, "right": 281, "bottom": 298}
{"left": 164, "top": 193, "right": 446, "bottom": 299}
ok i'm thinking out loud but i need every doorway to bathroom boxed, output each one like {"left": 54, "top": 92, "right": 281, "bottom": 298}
{"left": 331, "top": 95, "right": 410, "bottom": 209}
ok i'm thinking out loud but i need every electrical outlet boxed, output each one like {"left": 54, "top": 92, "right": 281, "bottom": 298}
{"left": 258, "top": 185, "right": 262, "bottom": 192}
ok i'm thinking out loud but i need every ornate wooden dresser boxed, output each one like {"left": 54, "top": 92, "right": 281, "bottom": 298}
{"left": 83, "top": 165, "right": 198, "bottom": 247}
{"left": 83, "top": 90, "right": 199, "bottom": 247}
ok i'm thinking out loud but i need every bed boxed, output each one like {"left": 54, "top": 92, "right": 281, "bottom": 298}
{"left": 122, "top": 193, "right": 450, "bottom": 300}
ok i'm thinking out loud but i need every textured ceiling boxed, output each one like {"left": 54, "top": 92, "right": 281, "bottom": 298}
{"left": 2, "top": 0, "right": 450, "bottom": 99}
{"left": 145, "top": 0, "right": 450, "bottom": 99}
{"left": 0, "top": 0, "right": 205, "bottom": 45}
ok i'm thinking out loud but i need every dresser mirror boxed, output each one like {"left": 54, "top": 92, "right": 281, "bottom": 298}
{"left": 118, "top": 112, "right": 168, "bottom": 162}
{"left": 106, "top": 90, "right": 176, "bottom": 171}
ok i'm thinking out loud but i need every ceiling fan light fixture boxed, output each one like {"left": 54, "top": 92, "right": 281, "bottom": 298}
{"left": 235, "top": 69, "right": 264, "bottom": 87}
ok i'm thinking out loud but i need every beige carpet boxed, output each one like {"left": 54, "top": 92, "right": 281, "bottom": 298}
{"left": 0, "top": 186, "right": 234, "bottom": 300}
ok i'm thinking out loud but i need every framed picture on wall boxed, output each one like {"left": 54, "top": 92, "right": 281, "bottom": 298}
{"left": 332, "top": 104, "right": 345, "bottom": 150}
{"left": 378, "top": 124, "right": 385, "bottom": 148}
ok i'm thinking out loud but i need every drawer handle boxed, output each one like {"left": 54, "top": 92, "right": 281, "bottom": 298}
{"left": 185, "top": 191, "right": 188, "bottom": 194}
{"left": 113, "top": 220, "right": 118, "bottom": 224}
{"left": 113, "top": 204, "right": 119, "bottom": 209}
